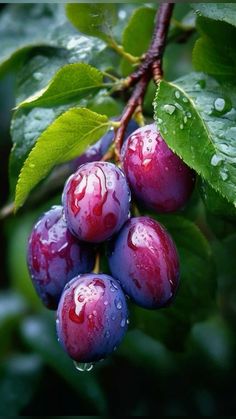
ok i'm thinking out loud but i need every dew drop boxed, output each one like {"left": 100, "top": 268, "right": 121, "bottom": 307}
{"left": 116, "top": 301, "right": 122, "bottom": 310}
{"left": 120, "top": 318, "right": 126, "bottom": 328}
{"left": 183, "top": 97, "right": 188, "bottom": 103}
{"left": 106, "top": 330, "right": 110, "bottom": 338}
{"left": 175, "top": 90, "right": 180, "bottom": 99}
{"left": 183, "top": 116, "right": 188, "bottom": 124}
{"left": 163, "top": 104, "right": 176, "bottom": 115}
{"left": 111, "top": 281, "right": 118, "bottom": 290}
{"left": 211, "top": 154, "right": 223, "bottom": 166}
{"left": 33, "top": 72, "right": 43, "bottom": 81}
{"left": 74, "top": 361, "right": 94, "bottom": 372}
{"left": 186, "top": 112, "right": 192, "bottom": 118}
{"left": 214, "top": 98, "right": 226, "bottom": 113}
{"left": 29, "top": 163, "right": 35, "bottom": 169}
{"left": 104, "top": 300, "right": 108, "bottom": 306}
{"left": 220, "top": 168, "right": 229, "bottom": 181}
{"left": 180, "top": 124, "right": 184, "bottom": 130}
{"left": 175, "top": 102, "right": 183, "bottom": 111}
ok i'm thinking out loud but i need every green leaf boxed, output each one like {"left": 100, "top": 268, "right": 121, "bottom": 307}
{"left": 193, "top": 17, "right": 236, "bottom": 77}
{"left": 132, "top": 215, "right": 215, "bottom": 349}
{"left": 121, "top": 7, "right": 155, "bottom": 76}
{"left": 193, "top": 37, "right": 236, "bottom": 77}
{"left": 155, "top": 73, "right": 236, "bottom": 206}
{"left": 66, "top": 3, "right": 117, "bottom": 43}
{"left": 9, "top": 36, "right": 106, "bottom": 192}
{"left": 17, "top": 63, "right": 105, "bottom": 108}
{"left": 0, "top": 4, "right": 65, "bottom": 77}
{"left": 0, "top": 4, "right": 106, "bottom": 78}
{"left": 199, "top": 179, "right": 236, "bottom": 219}
{"left": 21, "top": 314, "right": 107, "bottom": 414}
{"left": 15, "top": 108, "right": 109, "bottom": 210}
{"left": 191, "top": 3, "right": 236, "bottom": 27}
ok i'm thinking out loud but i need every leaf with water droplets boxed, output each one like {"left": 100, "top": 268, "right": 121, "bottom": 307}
{"left": 66, "top": 3, "right": 117, "bottom": 43}
{"left": 17, "top": 63, "right": 105, "bottom": 108}
{"left": 155, "top": 72, "right": 236, "bottom": 205}
{"left": 191, "top": 3, "right": 236, "bottom": 27}
{"left": 15, "top": 108, "right": 110, "bottom": 210}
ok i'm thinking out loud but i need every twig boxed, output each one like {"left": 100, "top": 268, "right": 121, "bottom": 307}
{"left": 114, "top": 72, "right": 151, "bottom": 160}
{"left": 124, "top": 3, "right": 174, "bottom": 89}
{"left": 114, "top": 3, "right": 174, "bottom": 160}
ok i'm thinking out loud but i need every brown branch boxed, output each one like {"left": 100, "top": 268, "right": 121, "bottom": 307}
{"left": 125, "top": 3, "right": 174, "bottom": 89}
{"left": 114, "top": 3, "right": 174, "bottom": 160}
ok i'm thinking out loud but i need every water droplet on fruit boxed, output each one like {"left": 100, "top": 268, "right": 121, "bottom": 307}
{"left": 110, "top": 281, "right": 118, "bottom": 290}
{"left": 120, "top": 318, "right": 126, "bottom": 328}
{"left": 116, "top": 300, "right": 122, "bottom": 310}
{"left": 183, "top": 97, "right": 188, "bottom": 103}
{"left": 106, "top": 330, "right": 110, "bottom": 338}
{"left": 183, "top": 116, "right": 188, "bottom": 124}
{"left": 186, "top": 112, "right": 192, "bottom": 118}
{"left": 180, "top": 124, "right": 184, "bottom": 130}
{"left": 127, "top": 319, "right": 130, "bottom": 325}
{"left": 29, "top": 163, "right": 35, "bottom": 169}
{"left": 214, "top": 98, "right": 226, "bottom": 113}
{"left": 157, "top": 118, "right": 163, "bottom": 124}
{"left": 111, "top": 314, "right": 116, "bottom": 321}
{"left": 175, "top": 90, "right": 180, "bottom": 99}
{"left": 104, "top": 300, "right": 108, "bottom": 306}
{"left": 163, "top": 104, "right": 176, "bottom": 115}
{"left": 211, "top": 154, "right": 223, "bottom": 166}
{"left": 74, "top": 361, "right": 94, "bottom": 372}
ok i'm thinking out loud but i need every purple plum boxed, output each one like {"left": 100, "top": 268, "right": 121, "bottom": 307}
{"left": 27, "top": 205, "right": 95, "bottom": 309}
{"left": 56, "top": 273, "right": 129, "bottom": 363}
{"left": 62, "top": 162, "right": 131, "bottom": 243}
{"left": 122, "top": 123, "right": 196, "bottom": 213}
{"left": 108, "top": 216, "right": 180, "bottom": 309}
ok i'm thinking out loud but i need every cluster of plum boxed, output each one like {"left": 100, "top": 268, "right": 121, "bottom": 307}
{"left": 27, "top": 122, "right": 195, "bottom": 369}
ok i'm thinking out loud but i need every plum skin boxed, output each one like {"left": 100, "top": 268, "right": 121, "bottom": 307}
{"left": 56, "top": 273, "right": 129, "bottom": 363}
{"left": 108, "top": 216, "right": 180, "bottom": 309}
{"left": 27, "top": 206, "right": 95, "bottom": 310}
{"left": 63, "top": 161, "right": 131, "bottom": 243}
{"left": 122, "top": 123, "right": 196, "bottom": 213}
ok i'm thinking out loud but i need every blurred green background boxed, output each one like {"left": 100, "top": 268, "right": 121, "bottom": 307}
{"left": 0, "top": 3, "right": 236, "bottom": 416}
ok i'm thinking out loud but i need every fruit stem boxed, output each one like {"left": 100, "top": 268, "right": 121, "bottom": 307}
{"left": 113, "top": 3, "right": 174, "bottom": 161}
{"left": 93, "top": 252, "right": 100, "bottom": 274}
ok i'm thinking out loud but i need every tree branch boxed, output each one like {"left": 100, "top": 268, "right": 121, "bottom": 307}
{"left": 114, "top": 3, "right": 174, "bottom": 160}
{"left": 124, "top": 3, "right": 174, "bottom": 88}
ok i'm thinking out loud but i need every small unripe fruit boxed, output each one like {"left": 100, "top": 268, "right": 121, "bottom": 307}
{"left": 122, "top": 123, "right": 195, "bottom": 213}
{"left": 27, "top": 206, "right": 95, "bottom": 309}
{"left": 56, "top": 274, "right": 129, "bottom": 363}
{"left": 63, "top": 162, "right": 131, "bottom": 243}
{"left": 108, "top": 216, "right": 180, "bottom": 309}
